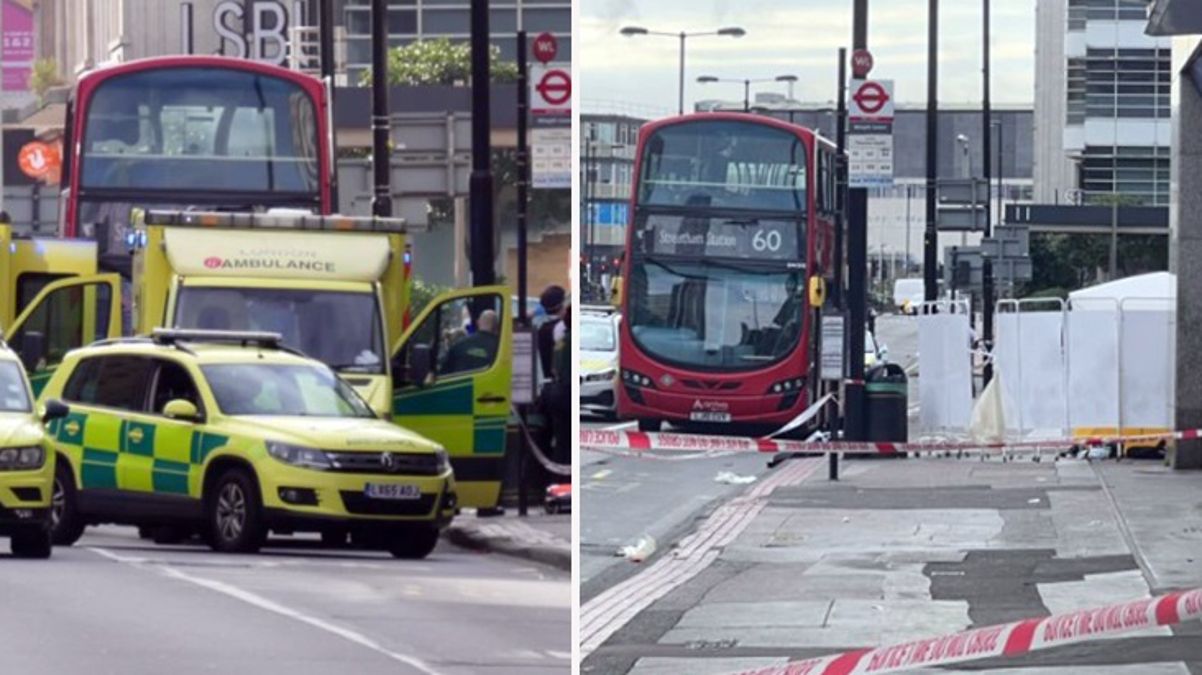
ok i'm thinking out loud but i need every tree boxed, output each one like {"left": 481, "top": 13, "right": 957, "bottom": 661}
{"left": 359, "top": 38, "right": 518, "bottom": 87}
{"left": 29, "top": 59, "right": 63, "bottom": 103}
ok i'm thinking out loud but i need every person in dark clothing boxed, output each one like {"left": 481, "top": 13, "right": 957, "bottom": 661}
{"left": 548, "top": 304, "right": 572, "bottom": 465}
{"left": 537, "top": 285, "right": 566, "bottom": 376}
{"left": 442, "top": 309, "right": 499, "bottom": 374}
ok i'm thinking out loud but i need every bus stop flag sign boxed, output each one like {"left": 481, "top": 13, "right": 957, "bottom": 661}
{"left": 848, "top": 79, "right": 895, "bottom": 188}
{"left": 530, "top": 61, "right": 571, "bottom": 189}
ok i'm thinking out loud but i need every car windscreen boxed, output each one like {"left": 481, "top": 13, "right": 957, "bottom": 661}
{"left": 202, "top": 363, "right": 375, "bottom": 417}
{"left": 175, "top": 287, "right": 385, "bottom": 374}
{"left": 581, "top": 318, "right": 616, "bottom": 351}
{"left": 0, "top": 362, "right": 32, "bottom": 412}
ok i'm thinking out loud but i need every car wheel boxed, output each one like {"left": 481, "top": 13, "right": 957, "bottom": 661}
{"left": 11, "top": 527, "right": 52, "bottom": 559}
{"left": 387, "top": 527, "right": 440, "bottom": 560}
{"left": 206, "top": 469, "right": 266, "bottom": 554}
{"left": 637, "top": 418, "right": 661, "bottom": 433}
{"left": 50, "top": 464, "right": 86, "bottom": 547}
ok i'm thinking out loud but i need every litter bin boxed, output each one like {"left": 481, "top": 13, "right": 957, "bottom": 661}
{"left": 865, "top": 363, "right": 908, "bottom": 443}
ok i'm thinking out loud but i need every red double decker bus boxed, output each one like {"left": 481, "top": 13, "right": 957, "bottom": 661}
{"left": 616, "top": 113, "right": 840, "bottom": 432}
{"left": 60, "top": 56, "right": 333, "bottom": 266}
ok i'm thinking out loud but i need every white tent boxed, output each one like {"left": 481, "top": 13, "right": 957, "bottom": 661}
{"left": 1068, "top": 271, "right": 1175, "bottom": 304}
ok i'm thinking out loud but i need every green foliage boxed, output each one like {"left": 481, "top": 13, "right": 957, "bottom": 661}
{"left": 29, "top": 59, "right": 63, "bottom": 102}
{"left": 359, "top": 38, "right": 518, "bottom": 86}
{"left": 1021, "top": 232, "right": 1168, "bottom": 297}
{"left": 410, "top": 278, "right": 453, "bottom": 317}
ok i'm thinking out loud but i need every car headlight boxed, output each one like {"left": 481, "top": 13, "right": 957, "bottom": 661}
{"left": 0, "top": 446, "right": 45, "bottom": 471}
{"left": 433, "top": 446, "right": 451, "bottom": 473}
{"left": 266, "top": 441, "right": 332, "bottom": 470}
{"left": 584, "top": 368, "right": 616, "bottom": 383}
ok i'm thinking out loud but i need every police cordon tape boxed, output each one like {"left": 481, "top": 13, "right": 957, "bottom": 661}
{"left": 727, "top": 586, "right": 1202, "bottom": 675}
{"left": 579, "top": 427, "right": 1201, "bottom": 457}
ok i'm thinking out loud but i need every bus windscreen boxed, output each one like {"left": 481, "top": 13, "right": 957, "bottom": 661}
{"left": 637, "top": 120, "right": 807, "bottom": 213}
{"left": 80, "top": 67, "right": 320, "bottom": 195}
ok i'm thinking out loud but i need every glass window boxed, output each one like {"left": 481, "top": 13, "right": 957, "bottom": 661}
{"left": 423, "top": 9, "right": 469, "bottom": 33}
{"left": 388, "top": 9, "right": 417, "bottom": 33}
{"left": 9, "top": 281, "right": 113, "bottom": 370}
{"left": 627, "top": 260, "right": 806, "bottom": 372}
{"left": 523, "top": 8, "right": 569, "bottom": 32}
{"left": 15, "top": 272, "right": 71, "bottom": 316}
{"left": 580, "top": 318, "right": 616, "bottom": 352}
{"left": 0, "top": 362, "right": 32, "bottom": 412}
{"left": 173, "top": 287, "right": 385, "bottom": 375}
{"left": 401, "top": 294, "right": 504, "bottom": 381}
{"left": 202, "top": 364, "right": 374, "bottom": 418}
{"left": 86, "top": 356, "right": 154, "bottom": 411}
{"left": 81, "top": 67, "right": 320, "bottom": 195}
{"left": 639, "top": 120, "right": 808, "bottom": 212}
{"left": 150, "top": 359, "right": 202, "bottom": 415}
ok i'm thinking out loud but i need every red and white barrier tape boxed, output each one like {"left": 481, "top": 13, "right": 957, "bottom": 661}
{"left": 579, "top": 427, "right": 1198, "bottom": 457}
{"left": 728, "top": 587, "right": 1202, "bottom": 675}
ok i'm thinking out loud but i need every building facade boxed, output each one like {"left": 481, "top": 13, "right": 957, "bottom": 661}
{"left": 580, "top": 112, "right": 642, "bottom": 281}
{"left": 1035, "top": 0, "right": 1173, "bottom": 206}
{"left": 335, "top": 0, "right": 570, "bottom": 83}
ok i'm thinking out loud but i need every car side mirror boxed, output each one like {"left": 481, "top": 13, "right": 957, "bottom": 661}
{"left": 879, "top": 345, "right": 889, "bottom": 361}
{"left": 41, "top": 399, "right": 70, "bottom": 424}
{"left": 163, "top": 399, "right": 201, "bottom": 423}
{"left": 18, "top": 331, "right": 47, "bottom": 372}
{"left": 408, "top": 343, "right": 433, "bottom": 387}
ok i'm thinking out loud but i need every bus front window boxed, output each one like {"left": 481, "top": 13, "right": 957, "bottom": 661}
{"left": 628, "top": 260, "right": 805, "bottom": 371}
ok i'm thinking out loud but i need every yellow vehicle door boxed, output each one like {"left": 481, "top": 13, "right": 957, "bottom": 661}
{"left": 391, "top": 286, "right": 513, "bottom": 510}
{"left": 4, "top": 274, "right": 122, "bottom": 396}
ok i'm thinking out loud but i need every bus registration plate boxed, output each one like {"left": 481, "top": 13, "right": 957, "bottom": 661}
{"left": 365, "top": 483, "right": 421, "bottom": 500}
{"left": 689, "top": 411, "right": 731, "bottom": 423}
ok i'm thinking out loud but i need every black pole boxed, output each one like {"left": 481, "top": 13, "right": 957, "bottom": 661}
{"left": 370, "top": 0, "right": 391, "bottom": 218}
{"left": 833, "top": 48, "right": 847, "bottom": 308}
{"left": 469, "top": 0, "right": 496, "bottom": 285}
{"left": 923, "top": 0, "right": 939, "bottom": 301}
{"left": 319, "top": 0, "right": 334, "bottom": 80}
{"left": 743, "top": 80, "right": 750, "bottom": 112}
{"left": 981, "top": 0, "right": 994, "bottom": 385}
{"left": 320, "top": 0, "right": 339, "bottom": 213}
{"left": 585, "top": 142, "right": 594, "bottom": 283}
{"left": 517, "top": 31, "right": 530, "bottom": 326}
{"left": 181, "top": 2, "right": 194, "bottom": 54}
{"left": 845, "top": 189, "right": 868, "bottom": 444}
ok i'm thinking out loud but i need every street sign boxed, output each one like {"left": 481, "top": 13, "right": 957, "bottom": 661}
{"left": 980, "top": 225, "right": 1030, "bottom": 260}
{"left": 944, "top": 246, "right": 984, "bottom": 289}
{"left": 511, "top": 329, "right": 537, "bottom": 405}
{"left": 851, "top": 49, "right": 874, "bottom": 78}
{"left": 938, "top": 179, "right": 990, "bottom": 205}
{"left": 848, "top": 79, "right": 894, "bottom": 187}
{"left": 532, "top": 32, "right": 558, "bottom": 64}
{"left": 532, "top": 127, "right": 571, "bottom": 188}
{"left": 849, "top": 80, "right": 893, "bottom": 119}
{"left": 936, "top": 205, "right": 986, "bottom": 231}
{"left": 531, "top": 65, "right": 571, "bottom": 115}
{"left": 820, "top": 315, "right": 845, "bottom": 381}
{"left": 17, "top": 141, "right": 59, "bottom": 179}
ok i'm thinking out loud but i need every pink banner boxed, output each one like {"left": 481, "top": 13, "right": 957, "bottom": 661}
{"left": 2, "top": 0, "right": 35, "bottom": 92}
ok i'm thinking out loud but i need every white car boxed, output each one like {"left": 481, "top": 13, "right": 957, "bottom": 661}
{"left": 580, "top": 311, "right": 620, "bottom": 419}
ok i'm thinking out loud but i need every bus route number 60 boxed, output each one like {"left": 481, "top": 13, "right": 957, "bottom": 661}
{"left": 752, "top": 229, "right": 783, "bottom": 253}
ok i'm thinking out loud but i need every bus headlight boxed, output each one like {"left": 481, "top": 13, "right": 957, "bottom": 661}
{"left": 621, "top": 369, "right": 656, "bottom": 389}
{"left": 0, "top": 446, "right": 45, "bottom": 470}
{"left": 767, "top": 377, "right": 805, "bottom": 395}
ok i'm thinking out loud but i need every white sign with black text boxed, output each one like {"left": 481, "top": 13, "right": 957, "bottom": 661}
{"left": 821, "top": 315, "right": 846, "bottom": 381}
{"left": 848, "top": 78, "right": 895, "bottom": 188}
{"left": 532, "top": 127, "right": 571, "bottom": 189}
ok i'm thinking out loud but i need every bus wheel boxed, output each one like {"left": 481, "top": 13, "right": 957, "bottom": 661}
{"left": 637, "top": 419, "right": 661, "bottom": 433}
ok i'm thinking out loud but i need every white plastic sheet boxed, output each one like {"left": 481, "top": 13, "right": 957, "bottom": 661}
{"left": 1066, "top": 305, "right": 1121, "bottom": 430}
{"left": 917, "top": 311, "right": 974, "bottom": 433}
{"left": 994, "top": 311, "right": 1068, "bottom": 439}
{"left": 1119, "top": 305, "right": 1175, "bottom": 429}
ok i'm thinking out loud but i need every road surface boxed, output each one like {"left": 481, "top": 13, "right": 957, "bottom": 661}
{"left": 0, "top": 526, "right": 570, "bottom": 675}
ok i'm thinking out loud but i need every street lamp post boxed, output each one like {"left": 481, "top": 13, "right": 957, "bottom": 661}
{"left": 696, "top": 74, "right": 798, "bottom": 112}
{"left": 620, "top": 25, "right": 746, "bottom": 114}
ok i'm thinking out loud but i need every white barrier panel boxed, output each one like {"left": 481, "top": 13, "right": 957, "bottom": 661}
{"left": 1066, "top": 306, "right": 1120, "bottom": 430}
{"left": 995, "top": 308, "right": 1068, "bottom": 439}
{"left": 1120, "top": 304, "right": 1175, "bottom": 430}
{"left": 917, "top": 308, "right": 973, "bottom": 433}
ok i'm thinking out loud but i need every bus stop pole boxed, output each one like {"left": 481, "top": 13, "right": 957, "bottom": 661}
{"left": 469, "top": 0, "right": 496, "bottom": 286}
{"left": 517, "top": 30, "right": 530, "bottom": 517}
{"left": 370, "top": 0, "right": 391, "bottom": 219}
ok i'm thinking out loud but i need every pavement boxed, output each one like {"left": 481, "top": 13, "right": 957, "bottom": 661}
{"left": 1, "top": 525, "right": 570, "bottom": 675}
{"left": 580, "top": 453, "right": 1202, "bottom": 675}
{"left": 447, "top": 510, "right": 572, "bottom": 571}
{"left": 582, "top": 314, "right": 1202, "bottom": 673}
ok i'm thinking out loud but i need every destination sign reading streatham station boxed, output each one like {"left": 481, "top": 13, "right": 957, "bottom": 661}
{"left": 637, "top": 214, "right": 801, "bottom": 261}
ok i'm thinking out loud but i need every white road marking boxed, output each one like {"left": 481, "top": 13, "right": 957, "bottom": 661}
{"left": 591, "top": 469, "right": 612, "bottom": 480}
{"left": 602, "top": 420, "right": 637, "bottom": 431}
{"left": 89, "top": 547, "right": 444, "bottom": 675}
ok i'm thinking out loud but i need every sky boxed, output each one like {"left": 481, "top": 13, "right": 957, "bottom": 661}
{"left": 579, "top": 0, "right": 1036, "bottom": 117}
